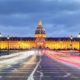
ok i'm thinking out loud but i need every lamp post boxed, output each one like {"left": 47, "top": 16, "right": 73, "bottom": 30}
{"left": 70, "top": 35, "right": 73, "bottom": 50}
{"left": 7, "top": 35, "right": 10, "bottom": 54}
{"left": 78, "top": 33, "right": 80, "bottom": 52}
{"left": 0, "top": 33, "right": 2, "bottom": 54}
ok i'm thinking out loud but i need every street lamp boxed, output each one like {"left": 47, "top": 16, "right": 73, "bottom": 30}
{"left": 0, "top": 33, "right": 2, "bottom": 54}
{"left": 78, "top": 33, "right": 80, "bottom": 52}
{"left": 7, "top": 35, "right": 10, "bottom": 54}
{"left": 70, "top": 35, "right": 73, "bottom": 50}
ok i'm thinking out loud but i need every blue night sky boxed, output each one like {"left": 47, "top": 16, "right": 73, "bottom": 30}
{"left": 0, "top": 0, "right": 80, "bottom": 37}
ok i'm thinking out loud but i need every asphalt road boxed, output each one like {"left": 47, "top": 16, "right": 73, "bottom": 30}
{"left": 0, "top": 55, "right": 38, "bottom": 80}
{"left": 0, "top": 49, "right": 80, "bottom": 80}
{"left": 34, "top": 55, "right": 80, "bottom": 80}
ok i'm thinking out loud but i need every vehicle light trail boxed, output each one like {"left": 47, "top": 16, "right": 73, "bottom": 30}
{"left": 44, "top": 49, "right": 80, "bottom": 69}
{"left": 0, "top": 50, "right": 37, "bottom": 69}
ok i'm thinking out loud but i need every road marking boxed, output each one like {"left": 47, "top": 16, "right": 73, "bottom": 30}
{"left": 37, "top": 70, "right": 44, "bottom": 80}
{"left": 27, "top": 56, "right": 41, "bottom": 80}
{"left": 63, "top": 73, "right": 71, "bottom": 77}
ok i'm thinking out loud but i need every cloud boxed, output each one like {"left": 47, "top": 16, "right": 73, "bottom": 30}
{"left": 0, "top": 0, "right": 80, "bottom": 37}
{"left": 43, "top": 0, "right": 80, "bottom": 3}
{"left": 0, "top": 25, "right": 34, "bottom": 37}
{"left": 0, "top": 0, "right": 80, "bottom": 15}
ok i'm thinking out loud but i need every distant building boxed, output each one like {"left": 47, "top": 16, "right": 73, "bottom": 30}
{"left": 0, "top": 21, "right": 80, "bottom": 50}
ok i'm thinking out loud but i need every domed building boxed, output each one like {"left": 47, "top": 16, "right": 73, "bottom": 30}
{"left": 0, "top": 21, "right": 80, "bottom": 50}
{"left": 34, "top": 21, "right": 46, "bottom": 48}
{"left": 35, "top": 20, "right": 46, "bottom": 38}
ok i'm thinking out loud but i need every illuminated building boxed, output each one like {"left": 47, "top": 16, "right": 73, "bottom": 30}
{"left": 0, "top": 21, "right": 80, "bottom": 50}
{"left": 35, "top": 21, "right": 46, "bottom": 48}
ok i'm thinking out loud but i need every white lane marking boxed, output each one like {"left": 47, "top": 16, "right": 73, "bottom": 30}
{"left": 37, "top": 70, "right": 44, "bottom": 80}
{"left": 63, "top": 73, "right": 71, "bottom": 77}
{"left": 27, "top": 57, "right": 41, "bottom": 80}
{"left": 12, "top": 68, "right": 18, "bottom": 72}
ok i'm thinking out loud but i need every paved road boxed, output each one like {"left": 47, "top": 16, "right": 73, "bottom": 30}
{"left": 0, "top": 55, "right": 38, "bottom": 80}
{"left": 34, "top": 55, "right": 80, "bottom": 80}
{"left": 0, "top": 49, "right": 80, "bottom": 80}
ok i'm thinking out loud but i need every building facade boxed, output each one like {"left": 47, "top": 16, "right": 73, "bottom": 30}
{"left": 0, "top": 21, "right": 80, "bottom": 50}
